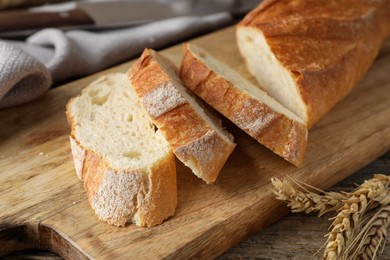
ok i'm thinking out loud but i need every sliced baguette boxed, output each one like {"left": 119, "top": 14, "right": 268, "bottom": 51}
{"left": 180, "top": 43, "right": 307, "bottom": 167}
{"left": 66, "top": 73, "right": 177, "bottom": 227}
{"left": 128, "top": 48, "right": 236, "bottom": 184}
{"left": 237, "top": 0, "right": 390, "bottom": 127}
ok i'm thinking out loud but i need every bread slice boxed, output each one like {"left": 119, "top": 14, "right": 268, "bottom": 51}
{"left": 237, "top": 0, "right": 390, "bottom": 127}
{"left": 180, "top": 43, "right": 307, "bottom": 167}
{"left": 66, "top": 73, "right": 177, "bottom": 227}
{"left": 128, "top": 48, "right": 236, "bottom": 184}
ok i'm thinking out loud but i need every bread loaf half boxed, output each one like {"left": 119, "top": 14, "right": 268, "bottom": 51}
{"left": 128, "top": 49, "right": 236, "bottom": 184}
{"left": 66, "top": 73, "right": 177, "bottom": 227}
{"left": 237, "top": 0, "right": 390, "bottom": 127}
{"left": 180, "top": 43, "right": 307, "bottom": 167}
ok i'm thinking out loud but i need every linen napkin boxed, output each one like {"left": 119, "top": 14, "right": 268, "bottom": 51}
{"left": 0, "top": 13, "right": 232, "bottom": 109}
{"left": 0, "top": 41, "right": 51, "bottom": 109}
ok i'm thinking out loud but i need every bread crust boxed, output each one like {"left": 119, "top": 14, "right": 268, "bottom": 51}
{"left": 66, "top": 75, "right": 177, "bottom": 227}
{"left": 180, "top": 43, "right": 307, "bottom": 167}
{"left": 128, "top": 49, "right": 236, "bottom": 183}
{"left": 237, "top": 0, "right": 390, "bottom": 127}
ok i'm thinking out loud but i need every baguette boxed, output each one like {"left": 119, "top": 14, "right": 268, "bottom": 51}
{"left": 180, "top": 43, "right": 307, "bottom": 167}
{"left": 237, "top": 0, "right": 390, "bottom": 127}
{"left": 66, "top": 73, "right": 176, "bottom": 227}
{"left": 128, "top": 49, "right": 236, "bottom": 183}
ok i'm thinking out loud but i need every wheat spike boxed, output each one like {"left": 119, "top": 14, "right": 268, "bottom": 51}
{"left": 323, "top": 194, "right": 369, "bottom": 260}
{"left": 347, "top": 205, "right": 390, "bottom": 260}
{"left": 271, "top": 177, "right": 347, "bottom": 216}
{"left": 323, "top": 174, "right": 389, "bottom": 259}
{"left": 356, "top": 174, "right": 390, "bottom": 205}
{"left": 270, "top": 174, "right": 390, "bottom": 260}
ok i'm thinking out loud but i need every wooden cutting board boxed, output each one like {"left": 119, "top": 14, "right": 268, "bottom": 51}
{"left": 1, "top": 26, "right": 389, "bottom": 259}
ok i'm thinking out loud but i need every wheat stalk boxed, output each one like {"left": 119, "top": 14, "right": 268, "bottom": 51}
{"left": 355, "top": 174, "right": 390, "bottom": 205}
{"left": 323, "top": 194, "right": 370, "bottom": 260}
{"left": 323, "top": 174, "right": 390, "bottom": 260}
{"left": 271, "top": 177, "right": 347, "bottom": 216}
{"left": 346, "top": 205, "right": 390, "bottom": 260}
{"left": 271, "top": 174, "right": 390, "bottom": 260}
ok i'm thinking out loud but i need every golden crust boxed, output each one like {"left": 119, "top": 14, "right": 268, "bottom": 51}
{"left": 180, "top": 43, "right": 307, "bottom": 167}
{"left": 65, "top": 75, "right": 177, "bottom": 227}
{"left": 128, "top": 49, "right": 236, "bottom": 183}
{"left": 68, "top": 137, "right": 177, "bottom": 227}
{"left": 237, "top": 0, "right": 390, "bottom": 127}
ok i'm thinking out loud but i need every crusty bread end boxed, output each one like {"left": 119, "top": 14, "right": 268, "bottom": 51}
{"left": 237, "top": 0, "right": 390, "bottom": 127}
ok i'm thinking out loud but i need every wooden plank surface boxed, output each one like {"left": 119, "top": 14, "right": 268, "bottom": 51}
{"left": 221, "top": 152, "right": 390, "bottom": 259}
{"left": 4, "top": 153, "right": 390, "bottom": 259}
{"left": 0, "top": 26, "right": 389, "bottom": 259}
